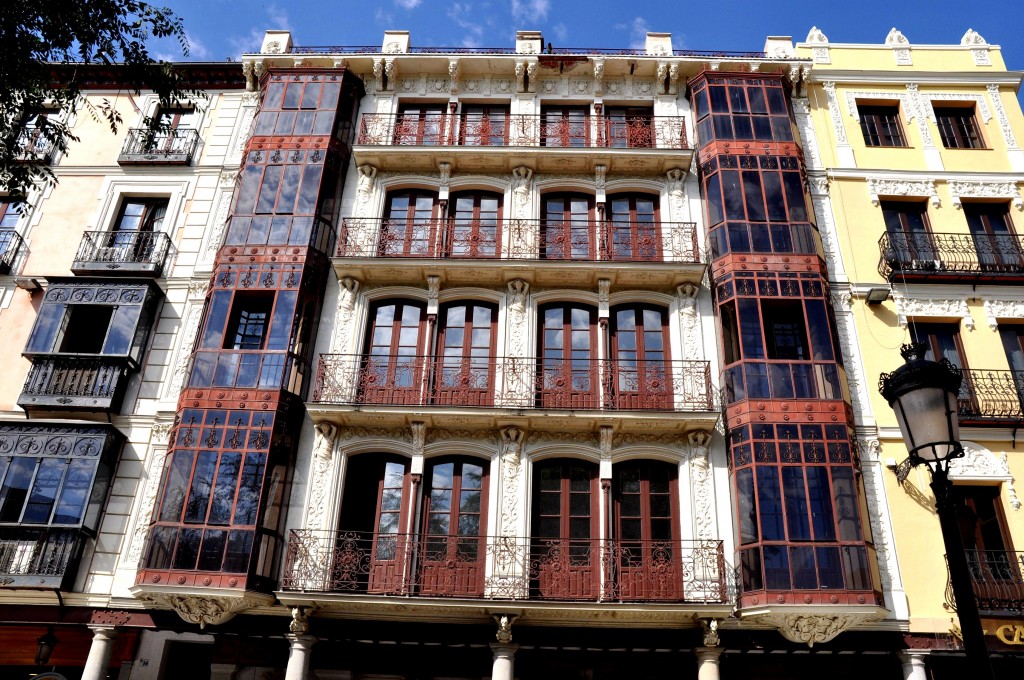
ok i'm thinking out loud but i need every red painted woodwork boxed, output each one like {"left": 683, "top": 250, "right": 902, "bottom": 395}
{"left": 531, "top": 460, "right": 599, "bottom": 599}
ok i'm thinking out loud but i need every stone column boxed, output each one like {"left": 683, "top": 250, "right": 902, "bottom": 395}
{"left": 490, "top": 642, "right": 518, "bottom": 680}
{"left": 284, "top": 634, "right": 317, "bottom": 680}
{"left": 695, "top": 646, "right": 723, "bottom": 680}
{"left": 81, "top": 626, "right": 118, "bottom": 680}
{"left": 898, "top": 651, "right": 929, "bottom": 680}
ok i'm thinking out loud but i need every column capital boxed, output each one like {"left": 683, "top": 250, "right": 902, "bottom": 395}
{"left": 86, "top": 625, "right": 118, "bottom": 640}
{"left": 285, "top": 633, "right": 318, "bottom": 650}
{"left": 490, "top": 642, "right": 519, "bottom": 658}
{"left": 695, "top": 645, "right": 724, "bottom": 662}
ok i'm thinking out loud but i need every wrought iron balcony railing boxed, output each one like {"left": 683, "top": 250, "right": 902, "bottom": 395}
{"left": 71, "top": 230, "right": 173, "bottom": 277}
{"left": 118, "top": 127, "right": 201, "bottom": 164}
{"left": 946, "top": 550, "right": 1024, "bottom": 616}
{"left": 281, "top": 530, "right": 727, "bottom": 604}
{"left": 957, "top": 369, "right": 1024, "bottom": 423}
{"left": 0, "top": 230, "right": 26, "bottom": 275}
{"left": 356, "top": 113, "right": 689, "bottom": 150}
{"left": 18, "top": 355, "right": 132, "bottom": 414}
{"left": 14, "top": 129, "right": 56, "bottom": 163}
{"left": 0, "top": 527, "right": 87, "bottom": 589}
{"left": 337, "top": 217, "right": 700, "bottom": 263}
{"left": 313, "top": 354, "right": 716, "bottom": 412}
{"left": 879, "top": 231, "right": 1024, "bottom": 281}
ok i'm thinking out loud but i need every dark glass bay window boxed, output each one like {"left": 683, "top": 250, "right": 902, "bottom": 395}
{"left": 691, "top": 76, "right": 793, "bottom": 144}
{"left": 0, "top": 425, "right": 123, "bottom": 588}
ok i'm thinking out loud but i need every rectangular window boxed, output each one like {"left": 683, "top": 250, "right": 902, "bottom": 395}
{"left": 57, "top": 305, "right": 114, "bottom": 354}
{"left": 114, "top": 198, "right": 167, "bottom": 233}
{"left": 0, "top": 454, "right": 99, "bottom": 526}
{"left": 225, "top": 293, "right": 275, "bottom": 350}
{"left": 761, "top": 300, "right": 809, "bottom": 361}
{"left": 859, "top": 104, "right": 906, "bottom": 147}
{"left": 0, "top": 201, "right": 24, "bottom": 230}
{"left": 935, "top": 105, "right": 983, "bottom": 149}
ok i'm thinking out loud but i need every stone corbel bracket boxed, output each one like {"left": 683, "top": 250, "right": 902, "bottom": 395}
{"left": 743, "top": 607, "right": 887, "bottom": 647}
{"left": 133, "top": 589, "right": 276, "bottom": 629}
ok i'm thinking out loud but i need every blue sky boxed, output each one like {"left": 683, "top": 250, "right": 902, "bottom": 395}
{"left": 151, "top": 1, "right": 1024, "bottom": 73}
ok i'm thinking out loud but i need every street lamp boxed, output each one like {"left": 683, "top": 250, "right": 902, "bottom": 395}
{"left": 879, "top": 343, "right": 994, "bottom": 679}
{"left": 35, "top": 626, "right": 58, "bottom": 665}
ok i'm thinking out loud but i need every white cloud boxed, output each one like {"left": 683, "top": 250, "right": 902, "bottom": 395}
{"left": 396, "top": 0, "right": 422, "bottom": 7}
{"left": 622, "top": 16, "right": 650, "bottom": 50}
{"left": 266, "top": 4, "right": 291, "bottom": 30}
{"left": 551, "top": 22, "right": 568, "bottom": 42}
{"left": 227, "top": 6, "right": 292, "bottom": 58}
{"left": 510, "top": 0, "right": 550, "bottom": 24}
{"left": 185, "top": 33, "right": 211, "bottom": 60}
{"left": 448, "top": 2, "right": 485, "bottom": 47}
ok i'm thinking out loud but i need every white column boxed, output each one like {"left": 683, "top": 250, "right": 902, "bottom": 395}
{"left": 899, "top": 651, "right": 929, "bottom": 680}
{"left": 695, "top": 646, "right": 723, "bottom": 680}
{"left": 490, "top": 642, "right": 518, "bottom": 680}
{"left": 284, "top": 634, "right": 317, "bottom": 680}
{"left": 81, "top": 626, "right": 118, "bottom": 680}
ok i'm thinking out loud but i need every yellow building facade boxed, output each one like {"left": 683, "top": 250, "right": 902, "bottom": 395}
{"left": 798, "top": 27, "right": 1024, "bottom": 676}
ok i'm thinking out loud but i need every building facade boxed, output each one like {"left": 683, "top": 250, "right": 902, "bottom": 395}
{"left": 3, "top": 24, "right": 1020, "bottom": 680}
{"left": 797, "top": 26, "right": 1024, "bottom": 677}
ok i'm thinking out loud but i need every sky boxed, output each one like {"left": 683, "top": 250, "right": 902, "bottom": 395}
{"left": 149, "top": 0, "right": 1024, "bottom": 75}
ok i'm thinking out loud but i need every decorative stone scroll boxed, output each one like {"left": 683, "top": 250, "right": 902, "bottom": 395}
{"left": 988, "top": 84, "right": 1020, "bottom": 150}
{"left": 922, "top": 94, "right": 992, "bottom": 124}
{"left": 748, "top": 611, "right": 883, "bottom": 647}
{"left": 138, "top": 592, "right": 275, "bottom": 629}
{"left": 983, "top": 297, "right": 1024, "bottom": 331}
{"left": 845, "top": 92, "right": 914, "bottom": 124}
{"left": 892, "top": 293, "right": 973, "bottom": 330}
{"left": 948, "top": 180, "right": 1023, "bottom": 211}
{"left": 951, "top": 442, "right": 1021, "bottom": 510}
{"left": 885, "top": 28, "right": 911, "bottom": 65}
{"left": 962, "top": 29, "right": 991, "bottom": 66}
{"left": 865, "top": 177, "right": 939, "bottom": 208}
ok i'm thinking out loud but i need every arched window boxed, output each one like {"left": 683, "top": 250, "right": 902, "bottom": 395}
{"left": 613, "top": 460, "right": 681, "bottom": 600}
{"left": 607, "top": 193, "right": 660, "bottom": 261}
{"left": 433, "top": 301, "right": 497, "bottom": 406}
{"left": 381, "top": 190, "right": 439, "bottom": 256}
{"left": 447, "top": 191, "right": 502, "bottom": 258}
{"left": 419, "top": 456, "right": 489, "bottom": 596}
{"left": 537, "top": 303, "right": 599, "bottom": 408}
{"left": 531, "top": 458, "right": 599, "bottom": 599}
{"left": 361, "top": 300, "right": 427, "bottom": 404}
{"left": 542, "top": 193, "right": 596, "bottom": 260}
{"left": 608, "top": 304, "right": 671, "bottom": 409}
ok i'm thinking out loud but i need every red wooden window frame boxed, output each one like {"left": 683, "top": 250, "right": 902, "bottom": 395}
{"left": 613, "top": 460, "right": 681, "bottom": 600}
{"left": 541, "top": 105, "right": 590, "bottom": 148}
{"left": 608, "top": 304, "right": 671, "bottom": 410}
{"left": 447, "top": 191, "right": 502, "bottom": 258}
{"left": 537, "top": 303, "right": 599, "bottom": 409}
{"left": 691, "top": 77, "right": 793, "bottom": 144}
{"left": 542, "top": 193, "right": 596, "bottom": 260}
{"left": 382, "top": 190, "right": 440, "bottom": 256}
{"left": 605, "top": 106, "right": 654, "bottom": 148}
{"left": 395, "top": 103, "right": 447, "bottom": 145}
{"left": 419, "top": 456, "right": 489, "bottom": 596}
{"left": 607, "top": 193, "right": 661, "bottom": 261}
{"left": 459, "top": 104, "right": 509, "bottom": 146}
{"left": 361, "top": 300, "right": 427, "bottom": 405}
{"left": 432, "top": 301, "right": 497, "bottom": 407}
{"left": 531, "top": 458, "right": 599, "bottom": 599}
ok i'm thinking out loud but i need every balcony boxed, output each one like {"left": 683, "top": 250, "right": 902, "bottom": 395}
{"left": 14, "top": 129, "right": 56, "bottom": 164}
{"left": 71, "top": 230, "right": 173, "bottom": 277}
{"left": 0, "top": 527, "right": 87, "bottom": 589}
{"left": 335, "top": 218, "right": 704, "bottom": 287}
{"left": 281, "top": 530, "right": 727, "bottom": 605}
{"left": 878, "top": 232, "right": 1024, "bottom": 283}
{"left": 18, "top": 355, "right": 132, "bottom": 417}
{"left": 0, "top": 230, "right": 25, "bottom": 275}
{"left": 353, "top": 113, "right": 692, "bottom": 174}
{"left": 957, "top": 369, "right": 1024, "bottom": 425}
{"left": 118, "top": 127, "right": 200, "bottom": 165}
{"left": 946, "top": 550, "right": 1024, "bottom": 616}
{"left": 311, "top": 354, "right": 717, "bottom": 432}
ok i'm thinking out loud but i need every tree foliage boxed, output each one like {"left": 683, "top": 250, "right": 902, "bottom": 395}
{"left": 0, "top": 1, "right": 193, "bottom": 198}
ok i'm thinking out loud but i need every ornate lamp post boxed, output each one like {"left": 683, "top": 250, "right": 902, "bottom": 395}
{"left": 879, "top": 343, "right": 994, "bottom": 679}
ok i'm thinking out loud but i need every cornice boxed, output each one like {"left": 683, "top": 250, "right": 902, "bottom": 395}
{"left": 825, "top": 168, "right": 1024, "bottom": 183}
{"left": 806, "top": 70, "right": 1023, "bottom": 88}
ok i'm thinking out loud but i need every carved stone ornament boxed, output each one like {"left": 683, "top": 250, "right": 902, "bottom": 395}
{"left": 892, "top": 293, "right": 973, "bottom": 330}
{"left": 948, "top": 180, "right": 1023, "bottom": 211}
{"left": 821, "top": 82, "right": 847, "bottom": 145}
{"left": 846, "top": 92, "right": 913, "bottom": 124}
{"left": 961, "top": 29, "right": 987, "bottom": 46}
{"left": 494, "top": 614, "right": 517, "bottom": 643}
{"left": 950, "top": 442, "right": 1021, "bottom": 510}
{"left": 805, "top": 27, "right": 829, "bottom": 44}
{"left": 702, "top": 619, "right": 720, "bottom": 647}
{"left": 289, "top": 606, "right": 314, "bottom": 634}
{"left": 984, "top": 298, "right": 1024, "bottom": 330}
{"left": 748, "top": 611, "right": 881, "bottom": 647}
{"left": 139, "top": 592, "right": 274, "bottom": 629}
{"left": 500, "top": 426, "right": 524, "bottom": 537}
{"left": 922, "top": 94, "right": 992, "bottom": 124}
{"left": 988, "top": 84, "right": 1020, "bottom": 149}
{"left": 411, "top": 422, "right": 426, "bottom": 456}
{"left": 866, "top": 177, "right": 939, "bottom": 208}
{"left": 885, "top": 28, "right": 909, "bottom": 46}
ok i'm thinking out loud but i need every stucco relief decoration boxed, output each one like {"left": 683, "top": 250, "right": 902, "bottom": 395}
{"left": 845, "top": 92, "right": 914, "bottom": 124}
{"left": 506, "top": 279, "right": 530, "bottom": 358}
{"left": 429, "top": 78, "right": 450, "bottom": 93}
{"left": 500, "top": 426, "right": 524, "bottom": 536}
{"left": 124, "top": 444, "right": 169, "bottom": 566}
{"left": 599, "top": 426, "right": 613, "bottom": 460}
{"left": 449, "top": 60, "right": 460, "bottom": 94}
{"left": 687, "top": 431, "right": 714, "bottom": 540}
{"left": 904, "top": 84, "right": 933, "bottom": 147}
{"left": 751, "top": 613, "right": 879, "bottom": 647}
{"left": 592, "top": 59, "right": 604, "bottom": 95}
{"left": 831, "top": 292, "right": 871, "bottom": 419}
{"left": 398, "top": 78, "right": 419, "bottom": 94}
{"left": 983, "top": 298, "right": 1024, "bottom": 331}
{"left": 987, "top": 84, "right": 1020, "bottom": 149}
{"left": 656, "top": 63, "right": 669, "bottom": 96}
{"left": 526, "top": 63, "right": 538, "bottom": 92}
{"left": 384, "top": 41, "right": 402, "bottom": 54}
{"left": 948, "top": 180, "right": 1023, "bottom": 211}
{"left": 821, "top": 82, "right": 848, "bottom": 145}
{"left": 866, "top": 177, "right": 939, "bottom": 208}
{"left": 511, "top": 166, "right": 533, "bottom": 219}
{"left": 494, "top": 78, "right": 513, "bottom": 95}
{"left": 605, "top": 80, "right": 624, "bottom": 96}
{"left": 885, "top": 27, "right": 912, "bottom": 65}
{"left": 411, "top": 422, "right": 426, "bottom": 457}
{"left": 426, "top": 276, "right": 440, "bottom": 310}
{"left": 331, "top": 277, "right": 360, "bottom": 353}
{"left": 677, "top": 283, "right": 701, "bottom": 361}
{"left": 305, "top": 422, "right": 338, "bottom": 531}
{"left": 923, "top": 94, "right": 991, "bottom": 125}
{"left": 141, "top": 593, "right": 273, "bottom": 629}
{"left": 633, "top": 79, "right": 655, "bottom": 97}
{"left": 858, "top": 440, "right": 899, "bottom": 591}
{"left": 166, "top": 305, "right": 205, "bottom": 399}
{"left": 961, "top": 29, "right": 991, "bottom": 65}
{"left": 805, "top": 26, "right": 829, "bottom": 43}
{"left": 892, "top": 294, "right": 973, "bottom": 331}
{"left": 372, "top": 59, "right": 384, "bottom": 92}
{"left": 355, "top": 164, "right": 378, "bottom": 217}
{"left": 950, "top": 442, "right": 1021, "bottom": 510}
{"left": 666, "top": 169, "right": 686, "bottom": 223}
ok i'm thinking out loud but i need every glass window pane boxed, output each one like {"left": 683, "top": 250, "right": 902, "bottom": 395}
{"left": 52, "top": 458, "right": 96, "bottom": 525}
{"left": 763, "top": 545, "right": 791, "bottom": 590}
{"left": 22, "top": 458, "right": 65, "bottom": 523}
{"left": 782, "top": 466, "right": 811, "bottom": 540}
{"left": 158, "top": 451, "right": 194, "bottom": 522}
{"left": 232, "top": 452, "right": 267, "bottom": 525}
{"left": 208, "top": 453, "right": 242, "bottom": 525}
{"left": 184, "top": 451, "right": 218, "bottom": 523}
{"left": 756, "top": 467, "right": 784, "bottom": 541}
{"left": 831, "top": 466, "right": 863, "bottom": 541}
{"left": 806, "top": 467, "right": 836, "bottom": 540}
{"left": 790, "top": 546, "right": 818, "bottom": 589}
